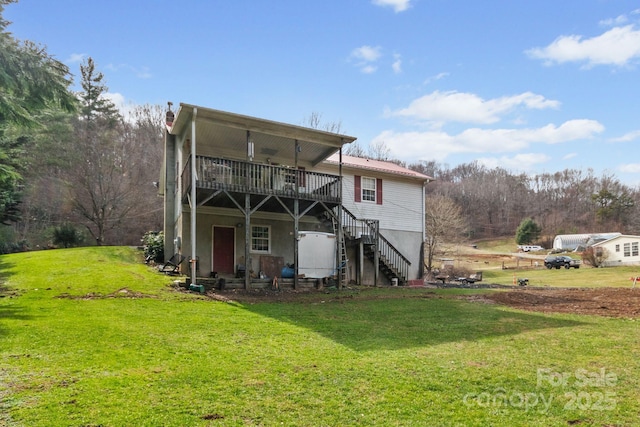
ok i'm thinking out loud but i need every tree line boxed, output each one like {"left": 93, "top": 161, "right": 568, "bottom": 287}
{"left": 412, "top": 161, "right": 639, "bottom": 247}
{"left": 0, "top": 1, "right": 163, "bottom": 251}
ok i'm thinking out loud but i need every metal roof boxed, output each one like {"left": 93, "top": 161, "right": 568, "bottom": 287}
{"left": 168, "top": 103, "right": 357, "bottom": 167}
{"left": 325, "top": 153, "right": 433, "bottom": 181}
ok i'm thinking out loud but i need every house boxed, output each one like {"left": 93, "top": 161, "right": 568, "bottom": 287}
{"left": 591, "top": 235, "right": 640, "bottom": 267}
{"left": 160, "top": 103, "right": 432, "bottom": 289}
{"left": 553, "top": 232, "right": 621, "bottom": 251}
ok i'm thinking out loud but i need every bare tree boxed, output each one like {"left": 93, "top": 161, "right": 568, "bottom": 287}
{"left": 303, "top": 111, "right": 343, "bottom": 134}
{"left": 66, "top": 58, "right": 131, "bottom": 245}
{"left": 424, "top": 195, "right": 467, "bottom": 274}
{"left": 110, "top": 104, "right": 164, "bottom": 244}
{"left": 368, "top": 140, "right": 391, "bottom": 161}
{"left": 344, "top": 141, "right": 367, "bottom": 157}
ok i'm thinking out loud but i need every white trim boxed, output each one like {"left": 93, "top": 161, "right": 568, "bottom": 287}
{"left": 250, "top": 225, "right": 271, "bottom": 254}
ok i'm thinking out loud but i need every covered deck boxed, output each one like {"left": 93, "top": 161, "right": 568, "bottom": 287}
{"left": 182, "top": 155, "right": 342, "bottom": 214}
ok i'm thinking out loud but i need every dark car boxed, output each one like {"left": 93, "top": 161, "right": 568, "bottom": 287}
{"left": 544, "top": 255, "right": 581, "bottom": 269}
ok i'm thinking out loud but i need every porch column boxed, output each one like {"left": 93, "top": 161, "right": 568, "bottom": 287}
{"left": 358, "top": 239, "right": 364, "bottom": 286}
{"left": 244, "top": 192, "right": 251, "bottom": 290}
{"left": 163, "top": 130, "right": 176, "bottom": 263}
{"left": 373, "top": 221, "right": 379, "bottom": 287}
{"left": 337, "top": 146, "right": 344, "bottom": 289}
{"left": 293, "top": 198, "right": 299, "bottom": 290}
{"left": 293, "top": 140, "right": 300, "bottom": 290}
{"left": 244, "top": 130, "right": 253, "bottom": 289}
{"left": 190, "top": 108, "right": 198, "bottom": 286}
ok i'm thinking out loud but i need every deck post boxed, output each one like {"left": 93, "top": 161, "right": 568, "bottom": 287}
{"left": 244, "top": 191, "right": 251, "bottom": 290}
{"left": 294, "top": 198, "right": 299, "bottom": 290}
{"left": 337, "top": 147, "right": 343, "bottom": 289}
{"left": 190, "top": 108, "right": 198, "bottom": 287}
{"left": 294, "top": 140, "right": 300, "bottom": 290}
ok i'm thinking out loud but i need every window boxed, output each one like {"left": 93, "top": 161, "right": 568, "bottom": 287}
{"left": 362, "top": 177, "right": 376, "bottom": 202}
{"left": 615, "top": 244, "right": 620, "bottom": 253}
{"left": 633, "top": 242, "right": 639, "bottom": 257}
{"left": 624, "top": 243, "right": 630, "bottom": 257}
{"left": 251, "top": 225, "right": 270, "bottom": 253}
{"left": 354, "top": 175, "right": 383, "bottom": 204}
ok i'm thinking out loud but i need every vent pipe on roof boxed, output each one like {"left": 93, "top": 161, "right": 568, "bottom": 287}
{"left": 166, "top": 101, "right": 174, "bottom": 126}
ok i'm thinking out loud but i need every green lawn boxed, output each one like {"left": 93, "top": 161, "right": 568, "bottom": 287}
{"left": 482, "top": 260, "right": 640, "bottom": 288}
{"left": 1, "top": 247, "right": 639, "bottom": 426}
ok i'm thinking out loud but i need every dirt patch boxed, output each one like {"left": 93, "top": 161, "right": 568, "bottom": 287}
{"left": 207, "top": 285, "right": 640, "bottom": 318}
{"left": 55, "top": 288, "right": 156, "bottom": 300}
{"left": 168, "top": 277, "right": 640, "bottom": 319}
{"left": 483, "top": 287, "right": 640, "bottom": 318}
{"left": 203, "top": 287, "right": 349, "bottom": 304}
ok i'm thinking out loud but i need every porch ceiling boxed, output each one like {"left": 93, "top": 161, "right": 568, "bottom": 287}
{"left": 169, "top": 103, "right": 357, "bottom": 167}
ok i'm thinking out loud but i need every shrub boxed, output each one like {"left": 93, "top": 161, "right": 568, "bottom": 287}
{"left": 52, "top": 223, "right": 84, "bottom": 248}
{"left": 142, "top": 231, "right": 164, "bottom": 263}
{"left": 581, "top": 246, "right": 609, "bottom": 267}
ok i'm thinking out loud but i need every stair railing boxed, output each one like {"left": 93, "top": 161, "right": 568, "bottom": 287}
{"left": 336, "top": 206, "right": 411, "bottom": 283}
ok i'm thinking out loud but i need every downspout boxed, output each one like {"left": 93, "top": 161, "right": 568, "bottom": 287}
{"left": 190, "top": 108, "right": 198, "bottom": 287}
{"left": 420, "top": 179, "right": 427, "bottom": 279}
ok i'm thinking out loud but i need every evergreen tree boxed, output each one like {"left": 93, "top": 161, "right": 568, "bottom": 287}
{"left": 78, "top": 57, "right": 120, "bottom": 124}
{"left": 515, "top": 218, "right": 542, "bottom": 245}
{"left": 0, "top": 0, "right": 75, "bottom": 225}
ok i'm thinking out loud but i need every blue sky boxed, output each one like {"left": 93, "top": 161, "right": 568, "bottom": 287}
{"left": 6, "top": 0, "right": 640, "bottom": 183}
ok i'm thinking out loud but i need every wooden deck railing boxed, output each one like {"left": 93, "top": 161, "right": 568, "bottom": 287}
{"left": 182, "top": 156, "right": 341, "bottom": 203}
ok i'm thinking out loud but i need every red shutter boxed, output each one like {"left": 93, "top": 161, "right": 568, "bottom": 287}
{"left": 354, "top": 175, "right": 361, "bottom": 202}
{"left": 376, "top": 178, "right": 383, "bottom": 205}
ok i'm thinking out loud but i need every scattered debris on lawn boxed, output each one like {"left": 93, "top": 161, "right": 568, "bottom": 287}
{"left": 55, "top": 287, "right": 156, "bottom": 300}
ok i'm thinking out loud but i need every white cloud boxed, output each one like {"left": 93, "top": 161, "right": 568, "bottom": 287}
{"left": 361, "top": 65, "right": 378, "bottom": 74}
{"left": 600, "top": 15, "right": 628, "bottom": 27}
{"left": 372, "top": 119, "right": 604, "bottom": 162}
{"left": 563, "top": 152, "right": 578, "bottom": 160}
{"left": 476, "top": 153, "right": 551, "bottom": 171}
{"left": 66, "top": 53, "right": 87, "bottom": 64}
{"left": 104, "top": 92, "right": 137, "bottom": 119}
{"left": 106, "top": 63, "right": 152, "bottom": 79}
{"left": 350, "top": 45, "right": 382, "bottom": 73}
{"left": 619, "top": 163, "right": 640, "bottom": 173}
{"left": 351, "top": 45, "right": 382, "bottom": 62}
{"left": 526, "top": 25, "right": 640, "bottom": 67}
{"left": 392, "top": 54, "right": 402, "bottom": 74}
{"left": 423, "top": 72, "right": 449, "bottom": 85}
{"left": 609, "top": 130, "right": 640, "bottom": 142}
{"left": 372, "top": 0, "right": 411, "bottom": 13}
{"left": 390, "top": 91, "right": 560, "bottom": 125}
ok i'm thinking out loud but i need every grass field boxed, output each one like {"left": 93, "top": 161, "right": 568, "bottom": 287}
{"left": 1, "top": 247, "right": 639, "bottom": 426}
{"left": 442, "top": 239, "right": 640, "bottom": 289}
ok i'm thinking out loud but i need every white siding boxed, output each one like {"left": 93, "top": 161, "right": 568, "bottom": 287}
{"left": 313, "top": 163, "right": 425, "bottom": 234}
{"left": 595, "top": 235, "right": 640, "bottom": 266}
{"left": 341, "top": 174, "right": 424, "bottom": 233}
